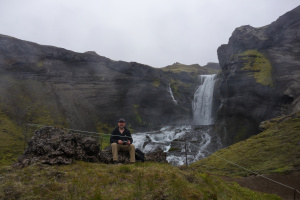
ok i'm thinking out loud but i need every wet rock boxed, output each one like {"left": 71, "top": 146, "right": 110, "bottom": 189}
{"left": 145, "top": 150, "right": 167, "bottom": 163}
{"left": 174, "top": 129, "right": 182, "bottom": 133}
{"left": 13, "top": 127, "right": 100, "bottom": 168}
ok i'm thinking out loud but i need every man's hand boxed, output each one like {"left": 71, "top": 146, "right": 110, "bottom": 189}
{"left": 118, "top": 140, "right": 123, "bottom": 144}
{"left": 126, "top": 140, "right": 130, "bottom": 145}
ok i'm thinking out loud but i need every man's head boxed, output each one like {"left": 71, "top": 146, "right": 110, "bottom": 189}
{"left": 118, "top": 118, "right": 126, "bottom": 129}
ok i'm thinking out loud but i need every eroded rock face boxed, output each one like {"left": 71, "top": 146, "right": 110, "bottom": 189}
{"left": 0, "top": 34, "right": 200, "bottom": 132}
{"left": 216, "top": 5, "right": 300, "bottom": 145}
{"left": 13, "top": 127, "right": 100, "bottom": 168}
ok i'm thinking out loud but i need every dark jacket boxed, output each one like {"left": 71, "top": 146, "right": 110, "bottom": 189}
{"left": 110, "top": 127, "right": 133, "bottom": 144}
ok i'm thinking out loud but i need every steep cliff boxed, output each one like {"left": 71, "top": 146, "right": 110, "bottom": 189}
{"left": 0, "top": 34, "right": 217, "bottom": 133}
{"left": 216, "top": 5, "right": 300, "bottom": 145}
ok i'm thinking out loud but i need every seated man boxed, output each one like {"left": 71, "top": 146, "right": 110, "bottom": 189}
{"left": 110, "top": 118, "right": 135, "bottom": 164}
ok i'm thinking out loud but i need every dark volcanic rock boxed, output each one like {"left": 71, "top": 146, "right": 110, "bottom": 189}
{"left": 215, "top": 5, "right": 300, "bottom": 145}
{"left": 13, "top": 127, "right": 167, "bottom": 167}
{"left": 0, "top": 34, "right": 200, "bottom": 132}
{"left": 13, "top": 127, "right": 100, "bottom": 168}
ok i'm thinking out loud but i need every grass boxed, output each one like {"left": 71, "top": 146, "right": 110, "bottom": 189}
{"left": 0, "top": 76, "right": 68, "bottom": 166}
{"left": 191, "top": 112, "right": 300, "bottom": 177}
{"left": 0, "top": 112, "right": 24, "bottom": 165}
{"left": 239, "top": 49, "right": 273, "bottom": 87}
{"left": 0, "top": 161, "right": 280, "bottom": 200}
{"left": 133, "top": 104, "right": 143, "bottom": 125}
{"left": 162, "top": 63, "right": 219, "bottom": 76}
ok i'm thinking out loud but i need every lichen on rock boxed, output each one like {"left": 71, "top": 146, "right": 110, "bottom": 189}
{"left": 13, "top": 127, "right": 100, "bottom": 168}
{"left": 239, "top": 49, "right": 273, "bottom": 87}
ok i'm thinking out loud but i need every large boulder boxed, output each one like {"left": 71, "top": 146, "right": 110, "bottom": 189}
{"left": 13, "top": 127, "right": 100, "bottom": 168}
{"left": 13, "top": 127, "right": 167, "bottom": 168}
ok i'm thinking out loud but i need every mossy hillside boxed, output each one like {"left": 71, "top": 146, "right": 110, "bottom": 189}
{"left": 133, "top": 104, "right": 143, "bottom": 125}
{"left": 152, "top": 78, "right": 161, "bottom": 87}
{"left": 191, "top": 112, "right": 300, "bottom": 177}
{"left": 169, "top": 79, "right": 193, "bottom": 100}
{"left": 0, "top": 162, "right": 280, "bottom": 200}
{"left": 0, "top": 76, "right": 68, "bottom": 165}
{"left": 0, "top": 112, "right": 24, "bottom": 166}
{"left": 162, "top": 63, "right": 219, "bottom": 77}
{"left": 239, "top": 49, "right": 273, "bottom": 87}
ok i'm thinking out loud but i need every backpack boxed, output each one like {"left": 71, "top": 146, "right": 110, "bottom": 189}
{"left": 135, "top": 148, "right": 145, "bottom": 162}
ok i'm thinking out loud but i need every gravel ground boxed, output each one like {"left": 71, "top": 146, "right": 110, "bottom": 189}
{"left": 223, "top": 170, "right": 300, "bottom": 200}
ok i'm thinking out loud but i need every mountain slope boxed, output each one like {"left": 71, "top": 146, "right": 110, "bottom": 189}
{"left": 0, "top": 34, "right": 219, "bottom": 165}
{"left": 191, "top": 112, "right": 300, "bottom": 176}
{"left": 215, "top": 5, "right": 300, "bottom": 145}
{"left": 0, "top": 162, "right": 280, "bottom": 200}
{"left": 0, "top": 34, "right": 202, "bottom": 133}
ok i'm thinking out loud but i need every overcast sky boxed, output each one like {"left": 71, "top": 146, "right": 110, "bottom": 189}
{"left": 0, "top": 0, "right": 299, "bottom": 68}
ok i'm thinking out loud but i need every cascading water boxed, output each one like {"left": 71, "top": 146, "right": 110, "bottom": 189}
{"left": 192, "top": 74, "right": 217, "bottom": 125}
{"left": 168, "top": 84, "right": 177, "bottom": 104}
{"left": 132, "top": 74, "right": 221, "bottom": 166}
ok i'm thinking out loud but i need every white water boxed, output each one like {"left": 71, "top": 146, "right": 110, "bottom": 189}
{"left": 168, "top": 84, "right": 178, "bottom": 104}
{"left": 132, "top": 74, "right": 220, "bottom": 166}
{"left": 193, "top": 74, "right": 217, "bottom": 125}
{"left": 132, "top": 125, "right": 221, "bottom": 166}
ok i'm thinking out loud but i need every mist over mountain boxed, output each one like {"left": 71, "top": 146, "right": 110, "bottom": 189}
{"left": 0, "top": 34, "right": 218, "bottom": 134}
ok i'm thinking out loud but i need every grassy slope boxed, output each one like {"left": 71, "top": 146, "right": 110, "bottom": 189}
{"left": 191, "top": 112, "right": 300, "bottom": 177}
{"left": 162, "top": 63, "right": 219, "bottom": 76}
{"left": 0, "top": 76, "right": 67, "bottom": 165}
{"left": 0, "top": 112, "right": 24, "bottom": 165}
{"left": 0, "top": 162, "right": 279, "bottom": 200}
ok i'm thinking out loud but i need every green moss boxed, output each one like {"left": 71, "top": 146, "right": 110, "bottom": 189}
{"left": 239, "top": 49, "right": 273, "bottom": 87}
{"left": 169, "top": 147, "right": 180, "bottom": 152}
{"left": 96, "top": 121, "right": 113, "bottom": 134}
{"left": 36, "top": 61, "right": 43, "bottom": 67}
{"left": 0, "top": 162, "right": 280, "bottom": 199}
{"left": 0, "top": 76, "right": 68, "bottom": 166}
{"left": 96, "top": 122, "right": 115, "bottom": 150}
{"left": 192, "top": 112, "right": 300, "bottom": 177}
{"left": 0, "top": 112, "right": 24, "bottom": 165}
{"left": 170, "top": 79, "right": 181, "bottom": 98}
{"left": 152, "top": 78, "right": 161, "bottom": 87}
{"left": 161, "top": 63, "right": 219, "bottom": 77}
{"left": 133, "top": 105, "right": 143, "bottom": 125}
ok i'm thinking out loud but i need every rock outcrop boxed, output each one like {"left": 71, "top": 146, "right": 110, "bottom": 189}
{"left": 13, "top": 127, "right": 100, "bottom": 168}
{"left": 13, "top": 127, "right": 167, "bottom": 168}
{"left": 215, "top": 5, "right": 300, "bottom": 145}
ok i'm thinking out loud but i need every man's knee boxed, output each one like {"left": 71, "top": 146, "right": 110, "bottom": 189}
{"left": 111, "top": 143, "right": 117, "bottom": 149}
{"left": 130, "top": 144, "right": 135, "bottom": 150}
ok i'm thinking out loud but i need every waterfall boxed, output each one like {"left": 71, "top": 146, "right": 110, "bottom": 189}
{"left": 193, "top": 74, "right": 216, "bottom": 125}
{"left": 168, "top": 84, "right": 177, "bottom": 104}
{"left": 132, "top": 125, "right": 222, "bottom": 166}
{"left": 131, "top": 74, "right": 222, "bottom": 166}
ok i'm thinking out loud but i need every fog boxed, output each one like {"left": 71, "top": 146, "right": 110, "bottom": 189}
{"left": 0, "top": 0, "right": 299, "bottom": 67}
